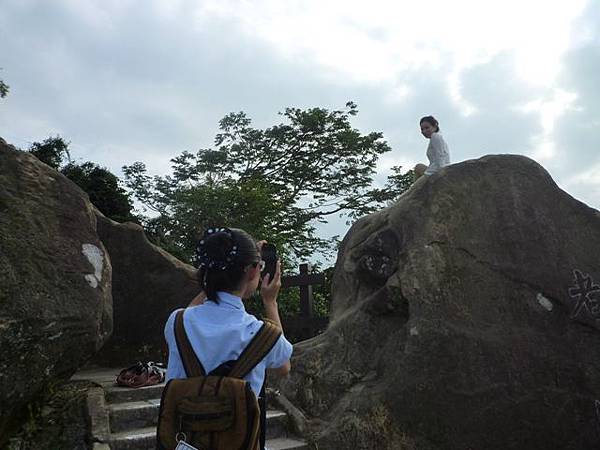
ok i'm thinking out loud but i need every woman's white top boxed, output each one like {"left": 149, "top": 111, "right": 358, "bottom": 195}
{"left": 425, "top": 132, "right": 450, "bottom": 175}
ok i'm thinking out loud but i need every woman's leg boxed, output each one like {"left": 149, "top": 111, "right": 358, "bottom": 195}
{"left": 413, "top": 163, "right": 427, "bottom": 181}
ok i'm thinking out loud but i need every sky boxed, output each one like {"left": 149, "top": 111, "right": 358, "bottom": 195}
{"left": 1, "top": 0, "right": 599, "bottom": 253}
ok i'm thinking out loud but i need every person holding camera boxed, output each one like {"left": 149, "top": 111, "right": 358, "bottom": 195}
{"left": 165, "top": 226, "right": 291, "bottom": 385}
{"left": 162, "top": 227, "right": 292, "bottom": 449}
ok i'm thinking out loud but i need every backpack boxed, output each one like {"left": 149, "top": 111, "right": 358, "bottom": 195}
{"left": 156, "top": 309, "right": 282, "bottom": 450}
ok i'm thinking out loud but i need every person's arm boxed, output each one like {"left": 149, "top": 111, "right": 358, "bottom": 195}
{"left": 260, "top": 260, "right": 291, "bottom": 376}
{"left": 164, "top": 309, "right": 187, "bottom": 381}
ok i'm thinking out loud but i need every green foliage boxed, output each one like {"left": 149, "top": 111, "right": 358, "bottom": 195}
{"left": 311, "top": 266, "right": 334, "bottom": 317}
{"left": 27, "top": 136, "right": 137, "bottom": 223}
{"left": 28, "top": 136, "right": 70, "bottom": 169}
{"left": 123, "top": 102, "right": 411, "bottom": 263}
{"left": 61, "top": 162, "right": 138, "bottom": 223}
{"left": 0, "top": 79, "right": 8, "bottom": 98}
{"left": 245, "top": 283, "right": 305, "bottom": 319}
{"left": 382, "top": 166, "right": 415, "bottom": 206}
{"left": 0, "top": 68, "right": 8, "bottom": 98}
{"left": 262, "top": 265, "right": 332, "bottom": 317}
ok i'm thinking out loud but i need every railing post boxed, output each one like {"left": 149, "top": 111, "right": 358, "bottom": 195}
{"left": 280, "top": 262, "right": 326, "bottom": 341}
{"left": 299, "top": 263, "right": 314, "bottom": 318}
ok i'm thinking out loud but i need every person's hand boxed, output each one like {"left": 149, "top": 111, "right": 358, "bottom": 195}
{"left": 256, "top": 240, "right": 267, "bottom": 253}
{"left": 260, "top": 259, "right": 281, "bottom": 307}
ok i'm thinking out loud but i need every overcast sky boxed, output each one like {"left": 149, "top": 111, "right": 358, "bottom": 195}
{"left": 1, "top": 0, "right": 599, "bottom": 248}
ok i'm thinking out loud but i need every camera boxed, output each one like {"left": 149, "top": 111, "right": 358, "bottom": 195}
{"left": 260, "top": 243, "right": 277, "bottom": 284}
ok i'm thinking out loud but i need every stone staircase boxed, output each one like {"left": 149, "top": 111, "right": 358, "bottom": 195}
{"left": 74, "top": 368, "right": 309, "bottom": 450}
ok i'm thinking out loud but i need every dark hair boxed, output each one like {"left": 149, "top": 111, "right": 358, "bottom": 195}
{"left": 419, "top": 115, "right": 440, "bottom": 132}
{"left": 195, "top": 228, "right": 260, "bottom": 303}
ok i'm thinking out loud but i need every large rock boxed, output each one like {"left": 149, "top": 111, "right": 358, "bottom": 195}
{"left": 0, "top": 138, "right": 112, "bottom": 443}
{"left": 91, "top": 213, "right": 200, "bottom": 367}
{"left": 279, "top": 155, "right": 600, "bottom": 450}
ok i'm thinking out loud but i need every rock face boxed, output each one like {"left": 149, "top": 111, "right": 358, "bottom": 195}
{"left": 279, "top": 155, "right": 600, "bottom": 450}
{"left": 0, "top": 139, "right": 112, "bottom": 443}
{"left": 91, "top": 213, "right": 200, "bottom": 367}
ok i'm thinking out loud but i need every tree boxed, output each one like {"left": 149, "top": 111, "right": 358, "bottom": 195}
{"left": 28, "top": 136, "right": 70, "bottom": 169}
{"left": 366, "top": 165, "right": 415, "bottom": 209}
{"left": 27, "top": 136, "right": 137, "bottom": 223}
{"left": 61, "top": 162, "right": 138, "bottom": 223}
{"left": 124, "top": 102, "right": 412, "bottom": 263}
{"left": 0, "top": 80, "right": 8, "bottom": 98}
{"left": 0, "top": 68, "right": 8, "bottom": 98}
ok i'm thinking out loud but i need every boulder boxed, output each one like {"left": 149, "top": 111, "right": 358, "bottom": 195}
{"left": 0, "top": 138, "right": 112, "bottom": 443}
{"left": 91, "top": 213, "right": 200, "bottom": 367}
{"left": 279, "top": 155, "right": 600, "bottom": 450}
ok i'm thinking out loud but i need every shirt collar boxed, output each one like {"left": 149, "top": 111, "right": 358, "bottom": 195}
{"left": 215, "top": 291, "right": 245, "bottom": 310}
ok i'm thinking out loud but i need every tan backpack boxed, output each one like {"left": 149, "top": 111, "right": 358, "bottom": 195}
{"left": 156, "top": 310, "right": 282, "bottom": 450}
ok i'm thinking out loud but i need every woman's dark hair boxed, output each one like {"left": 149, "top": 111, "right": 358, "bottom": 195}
{"left": 419, "top": 115, "right": 440, "bottom": 132}
{"left": 195, "top": 227, "right": 260, "bottom": 303}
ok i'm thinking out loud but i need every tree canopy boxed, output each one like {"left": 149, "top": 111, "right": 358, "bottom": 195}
{"left": 0, "top": 68, "right": 8, "bottom": 98}
{"left": 22, "top": 105, "right": 414, "bottom": 321}
{"left": 61, "top": 161, "right": 138, "bottom": 223}
{"left": 28, "top": 136, "right": 71, "bottom": 169}
{"left": 124, "top": 102, "right": 412, "bottom": 262}
{"left": 26, "top": 136, "right": 136, "bottom": 223}
{"left": 0, "top": 80, "right": 8, "bottom": 98}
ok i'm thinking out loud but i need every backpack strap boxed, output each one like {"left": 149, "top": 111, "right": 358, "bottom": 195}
{"left": 229, "top": 318, "right": 283, "bottom": 379}
{"left": 173, "top": 309, "right": 206, "bottom": 377}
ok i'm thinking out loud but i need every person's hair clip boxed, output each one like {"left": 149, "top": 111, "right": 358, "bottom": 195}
{"left": 195, "top": 227, "right": 238, "bottom": 270}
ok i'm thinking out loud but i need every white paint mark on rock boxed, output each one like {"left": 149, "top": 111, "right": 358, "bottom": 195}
{"left": 82, "top": 244, "right": 104, "bottom": 288}
{"left": 536, "top": 293, "right": 553, "bottom": 311}
{"left": 410, "top": 326, "right": 419, "bottom": 336}
{"left": 85, "top": 274, "right": 98, "bottom": 288}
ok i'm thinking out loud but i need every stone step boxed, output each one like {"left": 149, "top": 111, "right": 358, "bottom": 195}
{"left": 110, "top": 426, "right": 155, "bottom": 450}
{"left": 109, "top": 399, "right": 161, "bottom": 433}
{"left": 110, "top": 427, "right": 308, "bottom": 450}
{"left": 77, "top": 369, "right": 306, "bottom": 449}
{"left": 110, "top": 398, "right": 290, "bottom": 439}
{"left": 105, "top": 383, "right": 165, "bottom": 404}
{"left": 264, "top": 410, "right": 289, "bottom": 440}
{"left": 267, "top": 437, "right": 310, "bottom": 450}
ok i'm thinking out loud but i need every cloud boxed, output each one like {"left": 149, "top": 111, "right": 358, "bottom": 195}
{"left": 1, "top": 0, "right": 361, "bottom": 172}
{"left": 0, "top": 0, "right": 598, "bottom": 257}
{"left": 552, "top": 50, "right": 600, "bottom": 205}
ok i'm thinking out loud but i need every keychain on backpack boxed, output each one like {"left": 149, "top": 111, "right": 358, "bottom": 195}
{"left": 174, "top": 434, "right": 199, "bottom": 450}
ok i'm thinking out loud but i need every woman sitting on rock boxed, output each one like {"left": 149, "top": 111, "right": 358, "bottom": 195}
{"left": 414, "top": 115, "right": 451, "bottom": 180}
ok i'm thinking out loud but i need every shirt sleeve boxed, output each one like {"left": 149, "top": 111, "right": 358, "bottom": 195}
{"left": 263, "top": 332, "right": 293, "bottom": 369}
{"left": 164, "top": 309, "right": 187, "bottom": 381}
{"left": 425, "top": 133, "right": 447, "bottom": 175}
